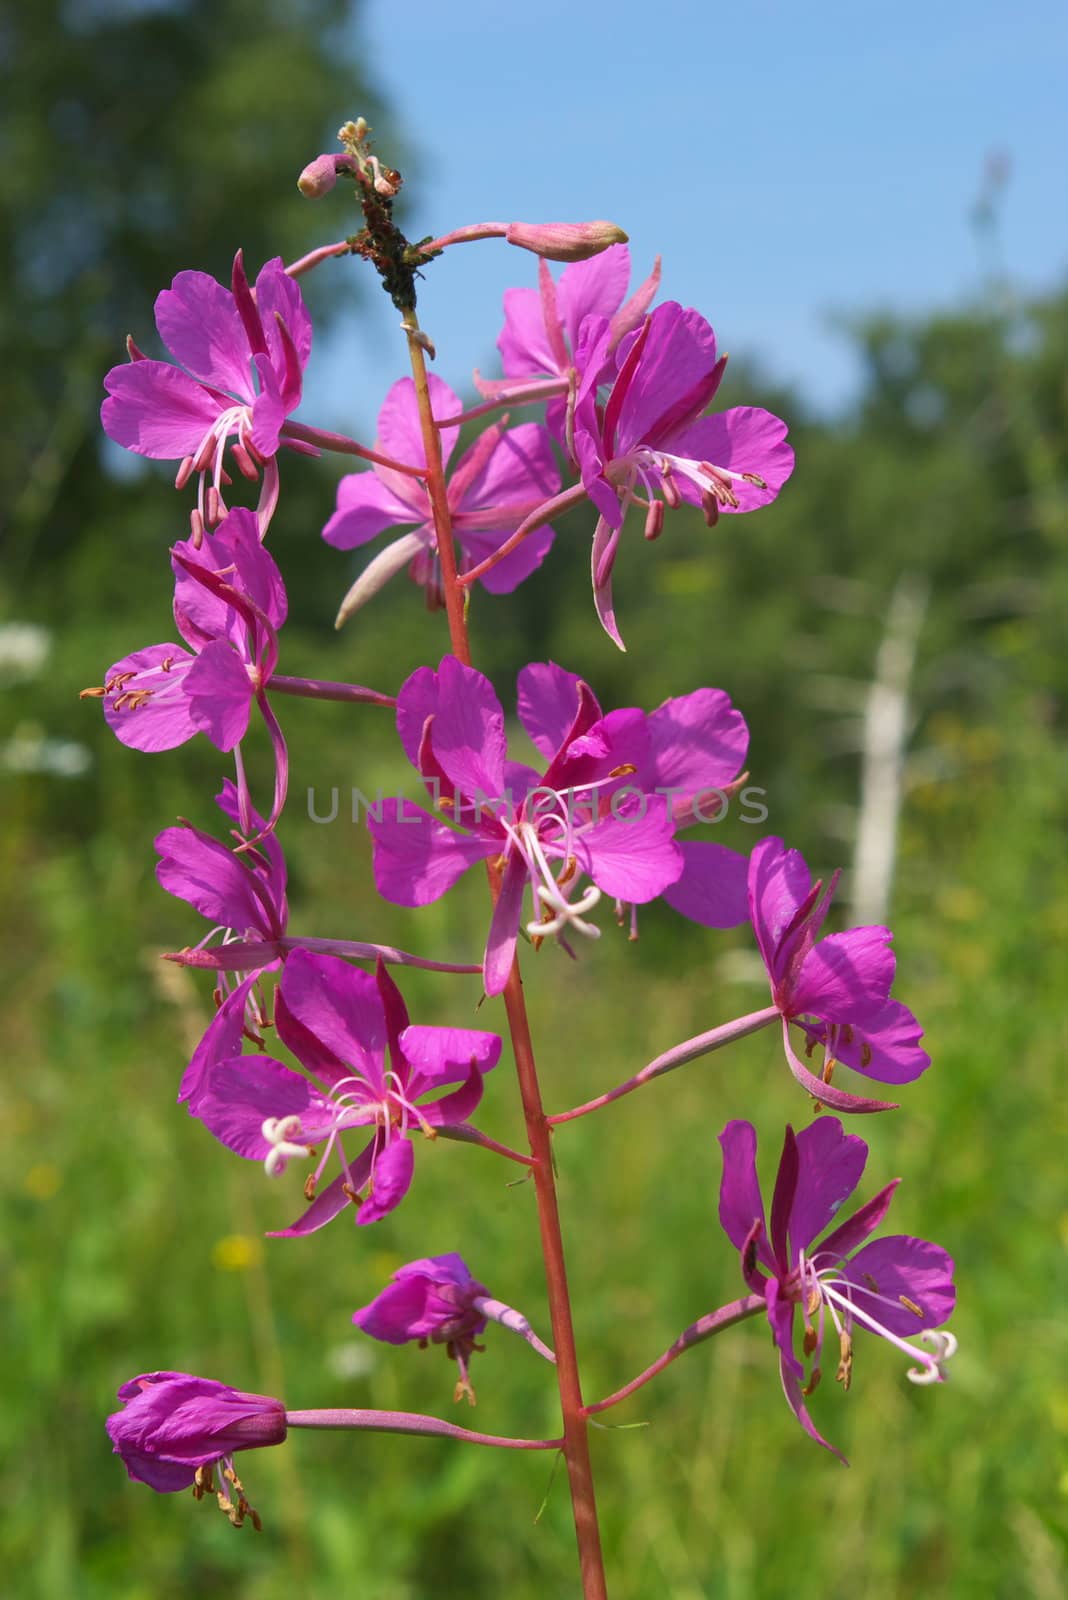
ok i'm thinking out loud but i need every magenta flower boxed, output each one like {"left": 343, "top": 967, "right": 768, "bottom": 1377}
{"left": 92, "top": 507, "right": 286, "bottom": 755}
{"left": 749, "top": 837, "right": 930, "bottom": 1114}
{"left": 101, "top": 252, "right": 311, "bottom": 536}
{"left": 478, "top": 244, "right": 659, "bottom": 407}
{"left": 369, "top": 657, "right": 750, "bottom": 996}
{"left": 570, "top": 302, "right": 794, "bottom": 646}
{"left": 157, "top": 779, "right": 288, "bottom": 959}
{"left": 155, "top": 781, "right": 287, "bottom": 1110}
{"left": 107, "top": 1371, "right": 286, "bottom": 1520}
{"left": 191, "top": 950, "right": 501, "bottom": 1236}
{"left": 719, "top": 1118, "right": 956, "bottom": 1461}
{"left": 354, "top": 1253, "right": 556, "bottom": 1403}
{"left": 323, "top": 374, "right": 560, "bottom": 616}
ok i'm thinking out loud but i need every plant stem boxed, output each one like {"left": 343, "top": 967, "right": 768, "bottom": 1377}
{"left": 285, "top": 239, "right": 354, "bottom": 278}
{"left": 400, "top": 310, "right": 472, "bottom": 666}
{"left": 401, "top": 305, "right": 609, "bottom": 1600}
{"left": 548, "top": 1007, "right": 780, "bottom": 1124}
{"left": 280, "top": 420, "right": 426, "bottom": 478}
{"left": 458, "top": 484, "right": 588, "bottom": 587}
{"left": 583, "top": 1297, "right": 765, "bottom": 1415}
{"left": 270, "top": 674, "right": 396, "bottom": 707}
{"left": 286, "top": 1409, "right": 561, "bottom": 1450}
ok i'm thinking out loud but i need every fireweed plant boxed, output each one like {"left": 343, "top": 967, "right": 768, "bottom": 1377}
{"left": 90, "top": 121, "right": 956, "bottom": 1594}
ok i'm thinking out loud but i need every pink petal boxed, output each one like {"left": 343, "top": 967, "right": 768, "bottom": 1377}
{"left": 842, "top": 1236, "right": 955, "bottom": 1336}
{"left": 498, "top": 286, "right": 558, "bottom": 378}
{"left": 278, "top": 950, "right": 386, "bottom": 1084}
{"left": 792, "top": 926, "right": 896, "bottom": 1025}
{"left": 418, "top": 1061, "right": 488, "bottom": 1128}
{"left": 557, "top": 245, "right": 632, "bottom": 348}
{"left": 184, "top": 640, "right": 253, "bottom": 751}
{"left": 178, "top": 973, "right": 260, "bottom": 1109}
{"left": 194, "top": 1054, "right": 330, "bottom": 1158}
{"left": 787, "top": 1116, "right": 869, "bottom": 1255}
{"left": 516, "top": 662, "right": 591, "bottom": 759}
{"left": 455, "top": 421, "right": 560, "bottom": 512}
{"left": 747, "top": 837, "right": 816, "bottom": 978}
{"left": 717, "top": 1120, "right": 771, "bottom": 1260}
{"left": 646, "top": 688, "right": 749, "bottom": 803}
{"left": 154, "top": 822, "right": 271, "bottom": 934}
{"left": 249, "top": 354, "right": 287, "bottom": 456}
{"left": 154, "top": 269, "right": 251, "bottom": 396}
{"left": 483, "top": 852, "right": 526, "bottom": 997}
{"left": 102, "top": 643, "right": 198, "bottom": 752}
{"left": 377, "top": 375, "right": 463, "bottom": 472}
{"left": 613, "top": 302, "right": 718, "bottom": 454}
{"left": 322, "top": 471, "right": 425, "bottom": 549}
{"left": 269, "top": 1146, "right": 374, "bottom": 1238}
{"left": 400, "top": 1025, "right": 502, "bottom": 1092}
{"left": 171, "top": 538, "right": 235, "bottom": 651}
{"left": 428, "top": 656, "right": 508, "bottom": 800}
{"left": 396, "top": 664, "right": 444, "bottom": 771}
{"left": 661, "top": 840, "right": 750, "bottom": 928}
{"left": 273, "top": 985, "right": 347, "bottom": 1086}
{"left": 573, "top": 799, "right": 682, "bottom": 903}
{"left": 214, "top": 507, "right": 287, "bottom": 628}
{"left": 464, "top": 523, "right": 555, "bottom": 594}
{"left": 779, "top": 1353, "right": 848, "bottom": 1465}
{"left": 255, "top": 257, "right": 312, "bottom": 375}
{"left": 101, "top": 362, "right": 221, "bottom": 459}
{"left": 575, "top": 423, "right": 624, "bottom": 531}
{"left": 820, "top": 1000, "right": 931, "bottom": 1085}
{"left": 359, "top": 1137, "right": 415, "bottom": 1224}
{"left": 369, "top": 801, "right": 498, "bottom": 906}
{"left": 816, "top": 1179, "right": 901, "bottom": 1266}
{"left": 670, "top": 407, "right": 794, "bottom": 513}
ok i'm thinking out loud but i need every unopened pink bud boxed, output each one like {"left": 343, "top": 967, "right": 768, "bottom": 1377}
{"left": 297, "top": 153, "right": 358, "bottom": 199}
{"left": 504, "top": 220, "right": 629, "bottom": 263}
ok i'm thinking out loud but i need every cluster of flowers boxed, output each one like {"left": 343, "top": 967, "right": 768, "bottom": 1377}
{"left": 91, "top": 149, "right": 955, "bottom": 1537}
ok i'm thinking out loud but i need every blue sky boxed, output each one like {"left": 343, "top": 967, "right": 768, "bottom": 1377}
{"left": 304, "top": 0, "right": 1067, "bottom": 429}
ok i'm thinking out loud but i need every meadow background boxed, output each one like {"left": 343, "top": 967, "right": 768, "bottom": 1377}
{"left": 3, "top": 4, "right": 1067, "bottom": 1596}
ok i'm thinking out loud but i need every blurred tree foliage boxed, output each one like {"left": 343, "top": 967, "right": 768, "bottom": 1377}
{"left": 1, "top": 0, "right": 387, "bottom": 596}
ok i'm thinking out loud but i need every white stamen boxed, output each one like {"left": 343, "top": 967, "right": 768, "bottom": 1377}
{"left": 261, "top": 1114, "right": 311, "bottom": 1177}
{"left": 906, "top": 1329, "right": 959, "bottom": 1386}
{"left": 526, "top": 881, "right": 603, "bottom": 939}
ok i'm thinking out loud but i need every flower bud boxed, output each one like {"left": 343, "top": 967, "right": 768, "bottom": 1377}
{"left": 106, "top": 1371, "right": 287, "bottom": 1493}
{"left": 354, "top": 1254, "right": 489, "bottom": 1350}
{"left": 504, "top": 220, "right": 629, "bottom": 263}
{"left": 297, "top": 153, "right": 358, "bottom": 199}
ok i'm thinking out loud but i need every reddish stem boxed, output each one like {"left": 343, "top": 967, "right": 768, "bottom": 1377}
{"left": 420, "top": 221, "right": 510, "bottom": 253}
{"left": 458, "top": 484, "right": 589, "bottom": 588}
{"left": 285, "top": 240, "right": 354, "bottom": 278}
{"left": 402, "top": 306, "right": 609, "bottom": 1600}
{"left": 548, "top": 1006, "right": 780, "bottom": 1124}
{"left": 583, "top": 1297, "right": 765, "bottom": 1416}
{"left": 435, "top": 377, "right": 568, "bottom": 430}
{"left": 270, "top": 674, "right": 396, "bottom": 708}
{"left": 280, "top": 420, "right": 426, "bottom": 479}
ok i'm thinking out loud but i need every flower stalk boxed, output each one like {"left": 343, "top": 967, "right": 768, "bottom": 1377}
{"left": 401, "top": 303, "right": 609, "bottom": 1600}
{"left": 285, "top": 1408, "right": 562, "bottom": 1450}
{"left": 548, "top": 1006, "right": 780, "bottom": 1124}
{"left": 584, "top": 1297, "right": 765, "bottom": 1415}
